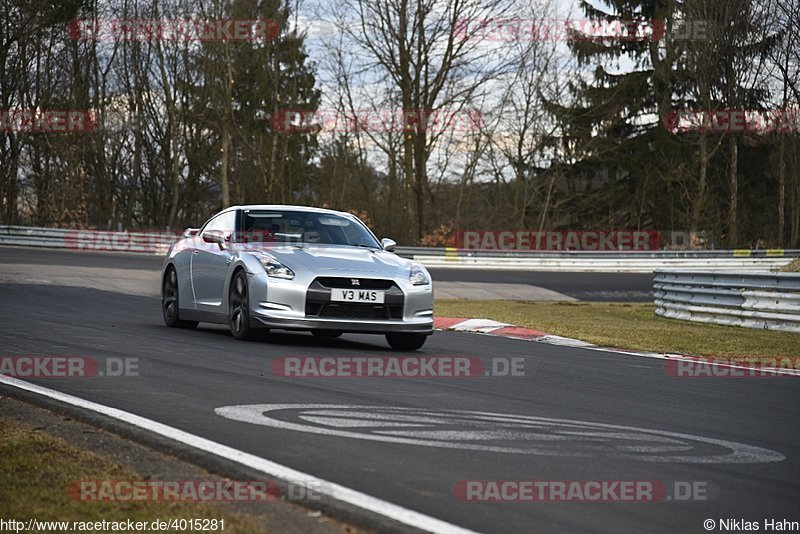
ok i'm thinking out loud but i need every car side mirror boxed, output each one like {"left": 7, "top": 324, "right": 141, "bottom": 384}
{"left": 381, "top": 238, "right": 397, "bottom": 252}
{"left": 202, "top": 230, "right": 225, "bottom": 245}
{"left": 183, "top": 227, "right": 200, "bottom": 238}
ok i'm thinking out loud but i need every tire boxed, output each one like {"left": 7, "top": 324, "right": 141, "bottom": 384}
{"left": 229, "top": 270, "right": 256, "bottom": 340}
{"left": 385, "top": 333, "right": 428, "bottom": 351}
{"left": 311, "top": 330, "right": 342, "bottom": 339}
{"left": 162, "top": 267, "right": 198, "bottom": 329}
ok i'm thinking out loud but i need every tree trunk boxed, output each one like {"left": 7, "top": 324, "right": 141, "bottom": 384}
{"left": 155, "top": 39, "right": 181, "bottom": 228}
{"left": 220, "top": 126, "right": 230, "bottom": 208}
{"left": 414, "top": 130, "right": 426, "bottom": 241}
{"left": 219, "top": 40, "right": 234, "bottom": 208}
{"left": 538, "top": 170, "right": 557, "bottom": 236}
{"left": 4, "top": 134, "right": 19, "bottom": 223}
{"left": 728, "top": 136, "right": 738, "bottom": 246}
{"left": 792, "top": 139, "right": 800, "bottom": 247}
{"left": 778, "top": 135, "right": 786, "bottom": 246}
{"left": 690, "top": 134, "right": 709, "bottom": 235}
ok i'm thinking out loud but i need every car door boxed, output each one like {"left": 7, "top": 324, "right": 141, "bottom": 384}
{"left": 173, "top": 229, "right": 199, "bottom": 311}
{"left": 191, "top": 209, "right": 237, "bottom": 315}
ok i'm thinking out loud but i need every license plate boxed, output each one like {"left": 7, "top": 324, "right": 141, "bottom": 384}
{"left": 331, "top": 288, "right": 385, "bottom": 304}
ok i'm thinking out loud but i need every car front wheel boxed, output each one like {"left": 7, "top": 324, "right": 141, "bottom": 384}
{"left": 229, "top": 270, "right": 256, "bottom": 340}
{"left": 385, "top": 333, "right": 428, "bottom": 351}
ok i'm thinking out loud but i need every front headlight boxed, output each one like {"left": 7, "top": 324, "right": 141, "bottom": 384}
{"left": 260, "top": 256, "right": 295, "bottom": 279}
{"left": 409, "top": 263, "right": 430, "bottom": 286}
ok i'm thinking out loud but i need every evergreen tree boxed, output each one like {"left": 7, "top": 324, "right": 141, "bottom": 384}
{"left": 545, "top": 0, "right": 691, "bottom": 233}
{"left": 192, "top": 0, "right": 319, "bottom": 208}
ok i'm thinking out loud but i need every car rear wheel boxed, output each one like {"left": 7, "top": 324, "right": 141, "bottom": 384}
{"left": 385, "top": 333, "right": 428, "bottom": 351}
{"left": 162, "top": 267, "right": 198, "bottom": 329}
{"left": 229, "top": 270, "right": 256, "bottom": 340}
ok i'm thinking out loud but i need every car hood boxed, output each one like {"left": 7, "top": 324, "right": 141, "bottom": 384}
{"left": 244, "top": 244, "right": 413, "bottom": 276}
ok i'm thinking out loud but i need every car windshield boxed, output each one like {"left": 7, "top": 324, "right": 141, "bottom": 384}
{"left": 239, "top": 210, "right": 380, "bottom": 248}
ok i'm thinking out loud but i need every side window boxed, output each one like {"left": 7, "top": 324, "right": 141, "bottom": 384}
{"left": 202, "top": 211, "right": 237, "bottom": 241}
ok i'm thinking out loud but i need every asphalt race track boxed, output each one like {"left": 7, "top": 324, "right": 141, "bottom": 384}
{"left": 428, "top": 268, "right": 654, "bottom": 301}
{"left": 1, "top": 250, "right": 798, "bottom": 533}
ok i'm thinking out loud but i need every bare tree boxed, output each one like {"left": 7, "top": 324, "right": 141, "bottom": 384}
{"left": 765, "top": 0, "right": 800, "bottom": 246}
{"left": 480, "top": 0, "right": 570, "bottom": 229}
{"left": 326, "top": 0, "right": 513, "bottom": 240}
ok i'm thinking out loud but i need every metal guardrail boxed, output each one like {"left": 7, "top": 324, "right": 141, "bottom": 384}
{"left": 397, "top": 246, "right": 798, "bottom": 258}
{"left": 400, "top": 246, "right": 798, "bottom": 272}
{"left": 0, "top": 225, "right": 176, "bottom": 254}
{"left": 411, "top": 256, "right": 794, "bottom": 272}
{"left": 404, "top": 246, "right": 797, "bottom": 272}
{"left": 0, "top": 225, "right": 797, "bottom": 272}
{"left": 654, "top": 270, "right": 800, "bottom": 333}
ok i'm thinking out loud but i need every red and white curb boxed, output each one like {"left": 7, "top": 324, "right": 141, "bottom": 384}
{"left": 434, "top": 317, "right": 597, "bottom": 348}
{"left": 433, "top": 317, "right": 800, "bottom": 376}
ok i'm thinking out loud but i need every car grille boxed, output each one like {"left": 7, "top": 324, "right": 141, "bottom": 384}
{"left": 305, "top": 277, "right": 404, "bottom": 320}
{"left": 315, "top": 277, "right": 395, "bottom": 290}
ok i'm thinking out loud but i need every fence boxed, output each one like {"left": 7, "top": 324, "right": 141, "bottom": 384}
{"left": 408, "top": 249, "right": 795, "bottom": 272}
{"left": 0, "top": 225, "right": 176, "bottom": 254}
{"left": 654, "top": 270, "right": 800, "bottom": 333}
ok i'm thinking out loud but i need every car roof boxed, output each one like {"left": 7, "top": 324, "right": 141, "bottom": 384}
{"left": 228, "top": 205, "right": 351, "bottom": 217}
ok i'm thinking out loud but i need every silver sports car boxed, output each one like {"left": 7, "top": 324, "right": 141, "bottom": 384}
{"left": 160, "top": 205, "right": 434, "bottom": 350}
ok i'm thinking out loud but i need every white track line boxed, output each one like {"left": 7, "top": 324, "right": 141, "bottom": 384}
{"left": 0, "top": 375, "right": 477, "bottom": 534}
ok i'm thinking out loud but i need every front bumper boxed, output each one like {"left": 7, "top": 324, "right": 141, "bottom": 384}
{"left": 252, "top": 315, "right": 433, "bottom": 334}
{"left": 247, "top": 269, "right": 434, "bottom": 335}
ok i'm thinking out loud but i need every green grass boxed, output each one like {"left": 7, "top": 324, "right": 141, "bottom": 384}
{"left": 0, "top": 419, "right": 262, "bottom": 532}
{"left": 435, "top": 300, "right": 800, "bottom": 360}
